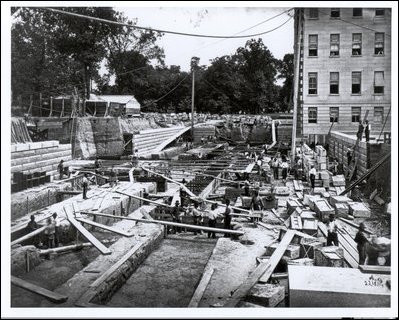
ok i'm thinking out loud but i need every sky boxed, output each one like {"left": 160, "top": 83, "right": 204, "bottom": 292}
{"left": 117, "top": 6, "right": 294, "bottom": 71}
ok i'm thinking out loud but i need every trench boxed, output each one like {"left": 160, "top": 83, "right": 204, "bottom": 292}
{"left": 107, "top": 235, "right": 217, "bottom": 307}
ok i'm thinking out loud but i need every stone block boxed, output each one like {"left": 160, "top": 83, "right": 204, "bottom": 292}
{"left": 314, "top": 246, "right": 344, "bottom": 267}
{"left": 330, "top": 195, "right": 351, "bottom": 207}
{"left": 274, "top": 186, "right": 290, "bottom": 195}
{"left": 238, "top": 301, "right": 265, "bottom": 308}
{"left": 29, "top": 142, "right": 44, "bottom": 150}
{"left": 288, "top": 265, "right": 391, "bottom": 307}
{"left": 287, "top": 198, "right": 302, "bottom": 215}
{"left": 265, "top": 243, "right": 300, "bottom": 260}
{"left": 15, "top": 144, "right": 30, "bottom": 152}
{"left": 314, "top": 199, "right": 335, "bottom": 222}
{"left": 313, "top": 187, "right": 326, "bottom": 195}
{"left": 246, "top": 283, "right": 285, "bottom": 307}
{"left": 349, "top": 202, "right": 371, "bottom": 218}
{"left": 332, "top": 175, "right": 346, "bottom": 187}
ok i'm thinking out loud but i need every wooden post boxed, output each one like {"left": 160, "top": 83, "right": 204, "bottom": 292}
{"left": 26, "top": 196, "right": 29, "bottom": 215}
{"left": 39, "top": 93, "right": 42, "bottom": 117}
{"left": 49, "top": 96, "right": 53, "bottom": 117}
{"left": 28, "top": 94, "right": 33, "bottom": 115}
{"left": 48, "top": 189, "right": 50, "bottom": 206}
{"left": 61, "top": 98, "right": 64, "bottom": 118}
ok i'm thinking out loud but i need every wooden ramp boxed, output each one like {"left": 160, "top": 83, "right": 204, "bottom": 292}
{"left": 75, "top": 218, "right": 134, "bottom": 237}
{"left": 152, "top": 126, "right": 191, "bottom": 153}
{"left": 318, "top": 222, "right": 358, "bottom": 268}
{"left": 11, "top": 276, "right": 68, "bottom": 303}
{"left": 64, "top": 206, "right": 111, "bottom": 255}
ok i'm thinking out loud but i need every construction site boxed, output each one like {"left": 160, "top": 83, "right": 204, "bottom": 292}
{"left": 8, "top": 111, "right": 393, "bottom": 311}
{"left": 4, "top": 5, "right": 397, "bottom": 319}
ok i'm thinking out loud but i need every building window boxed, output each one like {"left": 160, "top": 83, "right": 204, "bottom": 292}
{"left": 376, "top": 9, "right": 385, "bottom": 16}
{"left": 374, "top": 71, "right": 384, "bottom": 94}
{"left": 352, "top": 33, "right": 362, "bottom": 55}
{"left": 308, "top": 73, "right": 317, "bottom": 95}
{"left": 308, "top": 107, "right": 318, "bottom": 123}
{"left": 353, "top": 8, "right": 363, "bottom": 17}
{"left": 331, "top": 9, "right": 340, "bottom": 18}
{"left": 375, "top": 33, "right": 384, "bottom": 55}
{"left": 330, "top": 72, "right": 339, "bottom": 94}
{"left": 352, "top": 107, "right": 361, "bottom": 122}
{"left": 330, "top": 34, "right": 340, "bottom": 56}
{"left": 309, "top": 8, "right": 319, "bottom": 19}
{"left": 374, "top": 107, "right": 384, "bottom": 123}
{"left": 309, "top": 35, "right": 318, "bottom": 56}
{"left": 352, "top": 72, "right": 361, "bottom": 94}
{"left": 330, "top": 107, "right": 339, "bottom": 122}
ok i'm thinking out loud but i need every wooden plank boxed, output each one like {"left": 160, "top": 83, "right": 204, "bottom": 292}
{"left": 11, "top": 276, "right": 68, "bottom": 303}
{"left": 115, "top": 190, "right": 172, "bottom": 208}
{"left": 75, "top": 218, "right": 133, "bottom": 237}
{"left": 188, "top": 268, "right": 214, "bottom": 307}
{"left": 89, "top": 242, "right": 144, "bottom": 288}
{"left": 223, "top": 230, "right": 296, "bottom": 307}
{"left": 64, "top": 207, "right": 111, "bottom": 255}
{"left": 84, "top": 211, "right": 245, "bottom": 235}
{"left": 11, "top": 226, "right": 46, "bottom": 246}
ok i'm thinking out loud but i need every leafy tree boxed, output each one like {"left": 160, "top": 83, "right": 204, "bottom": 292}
{"left": 277, "top": 53, "right": 294, "bottom": 112}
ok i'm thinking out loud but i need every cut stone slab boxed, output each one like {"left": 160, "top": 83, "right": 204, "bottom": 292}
{"left": 313, "top": 187, "right": 326, "bottom": 195}
{"left": 265, "top": 243, "right": 300, "bottom": 260}
{"left": 273, "top": 186, "right": 290, "bottom": 195}
{"left": 314, "top": 246, "right": 344, "bottom": 267}
{"left": 332, "top": 175, "right": 346, "bottom": 187}
{"left": 288, "top": 265, "right": 391, "bottom": 307}
{"left": 246, "top": 283, "right": 285, "bottom": 307}
{"left": 349, "top": 202, "right": 371, "bottom": 218}
{"left": 314, "top": 199, "right": 335, "bottom": 222}
{"left": 330, "top": 195, "right": 351, "bottom": 207}
{"left": 286, "top": 198, "right": 302, "bottom": 215}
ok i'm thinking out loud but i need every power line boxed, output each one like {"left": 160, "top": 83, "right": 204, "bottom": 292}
{"left": 41, "top": 7, "right": 293, "bottom": 39}
{"left": 318, "top": 9, "right": 391, "bottom": 37}
{"left": 141, "top": 74, "right": 190, "bottom": 109}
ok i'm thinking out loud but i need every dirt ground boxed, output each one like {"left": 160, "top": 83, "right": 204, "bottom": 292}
{"left": 11, "top": 245, "right": 102, "bottom": 307}
{"left": 107, "top": 234, "right": 216, "bottom": 307}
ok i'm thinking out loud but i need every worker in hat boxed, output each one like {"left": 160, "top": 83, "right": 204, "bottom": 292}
{"left": 354, "top": 222, "right": 369, "bottom": 265}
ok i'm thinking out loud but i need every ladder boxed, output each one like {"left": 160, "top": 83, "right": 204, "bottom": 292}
{"left": 346, "top": 110, "right": 369, "bottom": 181}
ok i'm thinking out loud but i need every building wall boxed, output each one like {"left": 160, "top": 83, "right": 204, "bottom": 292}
{"left": 299, "top": 8, "right": 391, "bottom": 137}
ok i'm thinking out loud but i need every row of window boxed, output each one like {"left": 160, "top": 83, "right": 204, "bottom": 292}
{"left": 308, "top": 106, "right": 385, "bottom": 124}
{"left": 308, "top": 71, "right": 385, "bottom": 95}
{"left": 308, "top": 33, "right": 385, "bottom": 57}
{"left": 309, "top": 8, "right": 386, "bottom": 19}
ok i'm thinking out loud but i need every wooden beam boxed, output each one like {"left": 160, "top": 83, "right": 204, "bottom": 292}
{"left": 84, "top": 211, "right": 245, "bottom": 235}
{"left": 75, "top": 218, "right": 134, "bottom": 237}
{"left": 64, "top": 207, "right": 111, "bottom": 255}
{"left": 89, "top": 242, "right": 144, "bottom": 288}
{"left": 223, "top": 230, "right": 296, "bottom": 307}
{"left": 188, "top": 268, "right": 214, "bottom": 307}
{"left": 115, "top": 190, "right": 171, "bottom": 208}
{"left": 11, "top": 276, "right": 68, "bottom": 303}
{"left": 11, "top": 226, "right": 46, "bottom": 246}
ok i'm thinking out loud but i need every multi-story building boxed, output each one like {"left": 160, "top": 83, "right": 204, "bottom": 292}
{"left": 293, "top": 7, "right": 391, "bottom": 143}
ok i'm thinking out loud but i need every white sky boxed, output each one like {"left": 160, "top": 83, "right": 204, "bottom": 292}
{"left": 118, "top": 6, "right": 294, "bottom": 71}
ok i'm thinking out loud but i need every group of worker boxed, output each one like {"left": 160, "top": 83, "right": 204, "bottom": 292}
{"left": 326, "top": 213, "right": 390, "bottom": 267}
{"left": 165, "top": 193, "right": 233, "bottom": 239}
{"left": 26, "top": 212, "right": 61, "bottom": 249}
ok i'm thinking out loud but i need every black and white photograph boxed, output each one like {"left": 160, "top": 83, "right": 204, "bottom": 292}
{"left": 1, "top": 1, "right": 397, "bottom": 318}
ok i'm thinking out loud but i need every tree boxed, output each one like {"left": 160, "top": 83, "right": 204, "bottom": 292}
{"left": 277, "top": 53, "right": 294, "bottom": 112}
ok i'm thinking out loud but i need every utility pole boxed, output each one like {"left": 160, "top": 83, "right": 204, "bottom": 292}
{"left": 191, "top": 62, "right": 195, "bottom": 143}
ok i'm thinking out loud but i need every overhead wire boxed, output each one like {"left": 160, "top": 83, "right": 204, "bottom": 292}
{"left": 40, "top": 7, "right": 294, "bottom": 39}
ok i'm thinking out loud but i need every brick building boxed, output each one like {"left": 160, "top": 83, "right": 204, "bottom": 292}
{"left": 292, "top": 7, "right": 391, "bottom": 144}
